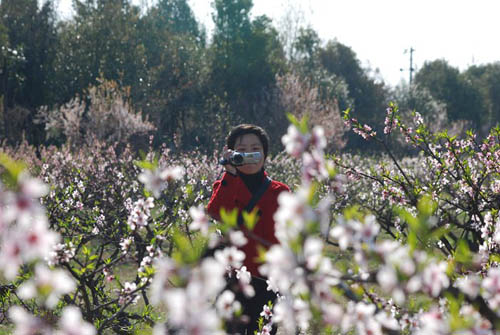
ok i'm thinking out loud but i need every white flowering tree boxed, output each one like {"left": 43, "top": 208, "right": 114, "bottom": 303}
{"left": 0, "top": 141, "right": 219, "bottom": 333}
{"left": 3, "top": 103, "right": 500, "bottom": 335}
{"left": 0, "top": 154, "right": 96, "bottom": 334}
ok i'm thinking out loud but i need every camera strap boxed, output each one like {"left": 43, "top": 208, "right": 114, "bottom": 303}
{"left": 237, "top": 176, "right": 272, "bottom": 227}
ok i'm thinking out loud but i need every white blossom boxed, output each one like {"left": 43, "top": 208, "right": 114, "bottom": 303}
{"left": 17, "top": 264, "right": 75, "bottom": 308}
{"left": 456, "top": 275, "right": 481, "bottom": 299}
{"left": 55, "top": 306, "right": 96, "bottom": 335}
{"left": 189, "top": 204, "right": 211, "bottom": 236}
{"left": 214, "top": 246, "right": 245, "bottom": 270}
{"left": 9, "top": 305, "right": 51, "bottom": 335}
{"left": 215, "top": 290, "right": 241, "bottom": 319}
{"left": 482, "top": 267, "right": 500, "bottom": 310}
{"left": 421, "top": 261, "right": 449, "bottom": 297}
{"left": 282, "top": 124, "right": 310, "bottom": 158}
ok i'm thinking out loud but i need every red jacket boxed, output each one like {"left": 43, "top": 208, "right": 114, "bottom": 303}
{"left": 207, "top": 171, "right": 290, "bottom": 276}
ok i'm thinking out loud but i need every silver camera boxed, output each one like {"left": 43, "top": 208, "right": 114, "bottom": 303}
{"left": 220, "top": 151, "right": 262, "bottom": 166}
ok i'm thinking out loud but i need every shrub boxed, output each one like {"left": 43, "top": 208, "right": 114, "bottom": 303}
{"left": 36, "top": 79, "right": 155, "bottom": 148}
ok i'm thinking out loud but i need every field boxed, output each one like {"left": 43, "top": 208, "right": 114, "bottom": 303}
{"left": 1, "top": 107, "right": 500, "bottom": 335}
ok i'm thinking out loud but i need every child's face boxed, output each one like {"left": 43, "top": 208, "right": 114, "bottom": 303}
{"left": 234, "top": 133, "right": 265, "bottom": 175}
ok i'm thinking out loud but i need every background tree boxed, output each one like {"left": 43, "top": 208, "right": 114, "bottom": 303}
{"left": 0, "top": 0, "right": 58, "bottom": 144}
{"left": 209, "top": 0, "right": 285, "bottom": 131}
{"left": 136, "top": 0, "right": 206, "bottom": 147}
{"left": 0, "top": 0, "right": 496, "bottom": 156}
{"left": 292, "top": 29, "right": 352, "bottom": 112}
{"left": 464, "top": 62, "right": 500, "bottom": 133}
{"left": 414, "top": 59, "right": 485, "bottom": 128}
{"left": 293, "top": 26, "right": 321, "bottom": 74}
{"left": 318, "top": 41, "right": 389, "bottom": 126}
{"left": 53, "top": 0, "right": 147, "bottom": 104}
{"left": 291, "top": 35, "right": 389, "bottom": 150}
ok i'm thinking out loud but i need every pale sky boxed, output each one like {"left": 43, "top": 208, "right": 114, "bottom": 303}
{"left": 56, "top": 0, "right": 500, "bottom": 87}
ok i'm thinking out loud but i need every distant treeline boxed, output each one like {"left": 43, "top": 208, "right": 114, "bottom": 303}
{"left": 1, "top": 0, "right": 499, "bottom": 153}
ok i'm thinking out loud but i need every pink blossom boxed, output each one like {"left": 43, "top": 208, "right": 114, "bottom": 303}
{"left": 138, "top": 166, "right": 183, "bottom": 198}
{"left": 196, "top": 258, "right": 226, "bottom": 297}
{"left": 302, "top": 150, "right": 329, "bottom": 182}
{"left": 138, "top": 169, "right": 164, "bottom": 198}
{"left": 421, "top": 261, "right": 450, "bottom": 297}
{"left": 303, "top": 237, "right": 323, "bottom": 270}
{"left": 311, "top": 126, "right": 327, "bottom": 151}
{"left": 342, "top": 302, "right": 383, "bottom": 335}
{"left": 3, "top": 172, "right": 49, "bottom": 227}
{"left": 377, "top": 265, "right": 398, "bottom": 293}
{"left": 9, "top": 305, "right": 51, "bottom": 335}
{"left": 0, "top": 218, "right": 59, "bottom": 280}
{"left": 274, "top": 188, "right": 316, "bottom": 243}
{"left": 0, "top": 235, "right": 24, "bottom": 279}
{"left": 150, "top": 258, "right": 178, "bottom": 306}
{"left": 482, "top": 267, "right": 500, "bottom": 310}
{"left": 20, "top": 218, "right": 59, "bottom": 262}
{"left": 456, "top": 275, "right": 480, "bottom": 299}
{"left": 17, "top": 264, "right": 75, "bottom": 308}
{"left": 159, "top": 165, "right": 184, "bottom": 182}
{"left": 127, "top": 197, "right": 154, "bottom": 230}
{"left": 260, "top": 304, "right": 273, "bottom": 320}
{"left": 321, "top": 302, "right": 344, "bottom": 326}
{"left": 355, "top": 214, "right": 380, "bottom": 245}
{"left": 273, "top": 298, "right": 311, "bottom": 333}
{"left": 414, "top": 309, "right": 449, "bottom": 335}
{"left": 259, "top": 245, "right": 298, "bottom": 293}
{"left": 119, "top": 282, "right": 140, "bottom": 305}
{"left": 413, "top": 112, "right": 424, "bottom": 125}
{"left": 282, "top": 125, "right": 310, "bottom": 158}
{"left": 229, "top": 230, "right": 248, "bottom": 247}
{"left": 56, "top": 306, "right": 96, "bottom": 335}
{"left": 384, "top": 114, "right": 397, "bottom": 134}
{"left": 215, "top": 290, "right": 241, "bottom": 319}
{"left": 257, "top": 323, "right": 273, "bottom": 335}
{"left": 160, "top": 287, "right": 221, "bottom": 334}
{"left": 103, "top": 268, "right": 114, "bottom": 282}
{"left": 214, "top": 246, "right": 245, "bottom": 270}
{"left": 330, "top": 215, "right": 380, "bottom": 250}
{"left": 330, "top": 217, "right": 355, "bottom": 250}
{"left": 189, "top": 204, "right": 211, "bottom": 236}
{"left": 119, "top": 237, "right": 133, "bottom": 254}
{"left": 236, "top": 266, "right": 255, "bottom": 297}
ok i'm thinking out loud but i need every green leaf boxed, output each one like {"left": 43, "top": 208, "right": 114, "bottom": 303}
{"left": 342, "top": 108, "right": 351, "bottom": 120}
{"left": 286, "top": 113, "right": 309, "bottom": 134}
{"left": 185, "top": 184, "right": 193, "bottom": 198}
{"left": 82, "top": 246, "right": 90, "bottom": 256}
{"left": 417, "top": 195, "right": 437, "bottom": 217}
{"left": 299, "top": 114, "right": 309, "bottom": 134}
{"left": 326, "top": 161, "right": 337, "bottom": 179}
{"left": 430, "top": 227, "right": 450, "bottom": 241}
{"left": 0, "top": 153, "right": 26, "bottom": 188}
{"left": 407, "top": 230, "right": 418, "bottom": 251}
{"left": 444, "top": 292, "right": 466, "bottom": 331}
{"left": 286, "top": 112, "right": 300, "bottom": 127}
{"left": 490, "top": 254, "right": 500, "bottom": 263}
{"left": 172, "top": 228, "right": 198, "bottom": 264}
{"left": 343, "top": 205, "right": 364, "bottom": 221}
{"left": 220, "top": 208, "right": 238, "bottom": 228}
{"left": 134, "top": 159, "right": 157, "bottom": 170}
{"left": 242, "top": 208, "right": 259, "bottom": 230}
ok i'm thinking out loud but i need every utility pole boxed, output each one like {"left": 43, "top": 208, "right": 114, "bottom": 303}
{"left": 401, "top": 47, "right": 415, "bottom": 86}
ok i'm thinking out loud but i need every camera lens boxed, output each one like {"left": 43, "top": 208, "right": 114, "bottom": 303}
{"left": 231, "top": 153, "right": 244, "bottom": 165}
